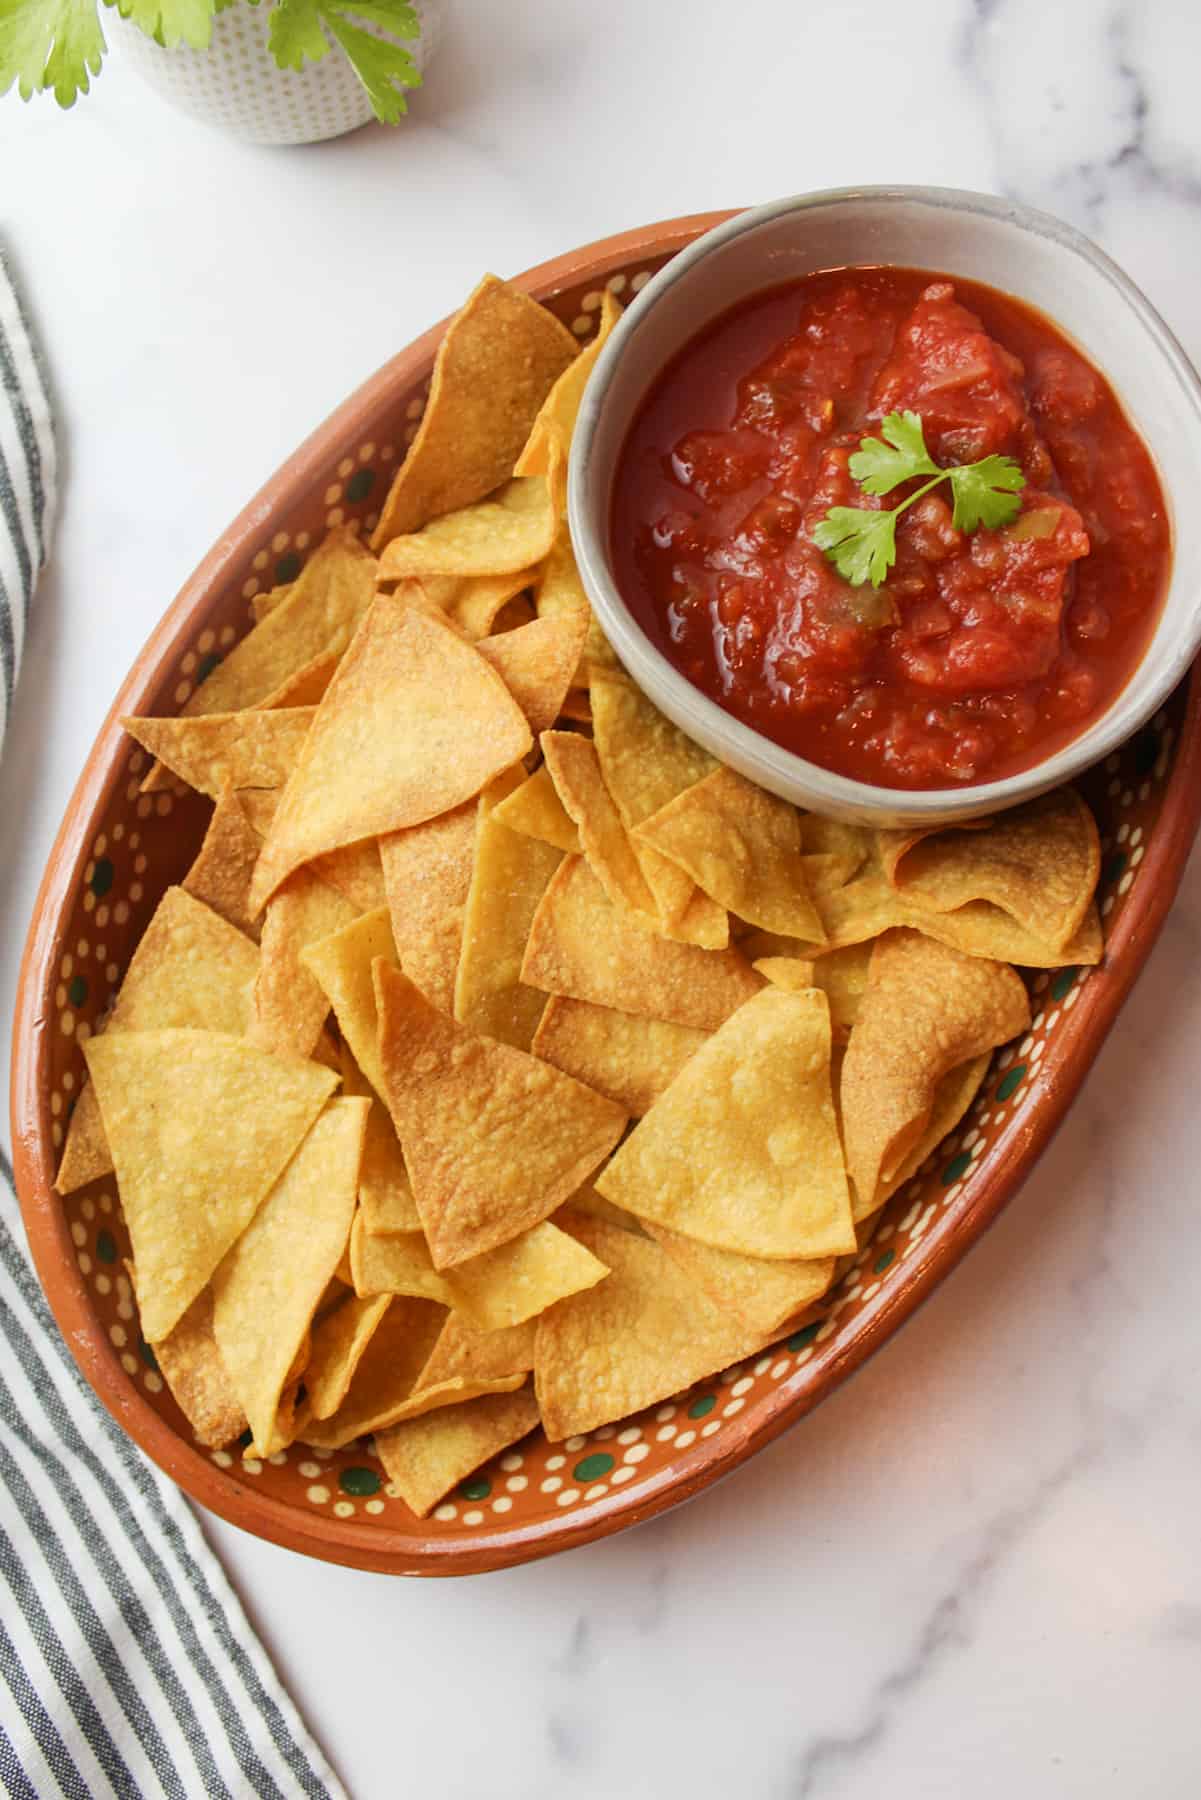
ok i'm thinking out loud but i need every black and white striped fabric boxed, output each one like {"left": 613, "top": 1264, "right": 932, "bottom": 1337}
{"left": 0, "top": 253, "right": 345, "bottom": 1800}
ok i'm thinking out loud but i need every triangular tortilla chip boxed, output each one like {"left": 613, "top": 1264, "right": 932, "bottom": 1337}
{"left": 476, "top": 612, "right": 588, "bottom": 735}
{"left": 309, "top": 839, "right": 387, "bottom": 913}
{"left": 644, "top": 1225, "right": 834, "bottom": 1339}
{"left": 490, "top": 764, "right": 581, "bottom": 855}
{"left": 540, "top": 729, "right": 657, "bottom": 922}
{"left": 375, "top": 1388, "right": 541, "bottom": 1518}
{"left": 415, "top": 1313, "right": 537, "bottom": 1389}
{"left": 597, "top": 988, "right": 856, "bottom": 1260}
{"left": 864, "top": 1051, "right": 993, "bottom": 1220}
{"left": 300, "top": 1292, "right": 392, "bottom": 1422}
{"left": 300, "top": 906, "right": 399, "bottom": 1100}
{"left": 531, "top": 995, "right": 707, "bottom": 1117}
{"left": 534, "top": 1213, "right": 762, "bottom": 1440}
{"left": 521, "top": 857, "right": 761, "bottom": 1031}
{"left": 248, "top": 598, "right": 531, "bottom": 912}
{"left": 424, "top": 570, "right": 538, "bottom": 640}
{"left": 57, "top": 887, "right": 259, "bottom": 1194}
{"left": 371, "top": 274, "right": 577, "bottom": 549}
{"left": 379, "top": 800, "right": 477, "bottom": 1014}
{"left": 212, "top": 1097, "right": 368, "bottom": 1454}
{"left": 375, "top": 961, "right": 627, "bottom": 1268}
{"left": 341, "top": 1048, "right": 422, "bottom": 1234}
{"left": 123, "top": 708, "right": 315, "bottom": 802}
{"left": 258, "top": 648, "right": 342, "bottom": 710}
{"left": 148, "top": 1284, "right": 246, "bottom": 1450}
{"left": 83, "top": 1028, "right": 337, "bottom": 1342}
{"left": 376, "top": 466, "right": 561, "bottom": 582}
{"left": 250, "top": 872, "right": 357, "bottom": 1059}
{"left": 454, "top": 769, "right": 563, "bottom": 1050}
{"left": 515, "top": 289, "right": 622, "bottom": 478}
{"left": 182, "top": 787, "right": 264, "bottom": 940}
{"left": 840, "top": 930, "right": 1030, "bottom": 1207}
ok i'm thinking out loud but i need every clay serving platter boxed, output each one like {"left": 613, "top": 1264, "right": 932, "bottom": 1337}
{"left": 11, "top": 214, "right": 1201, "bottom": 1575}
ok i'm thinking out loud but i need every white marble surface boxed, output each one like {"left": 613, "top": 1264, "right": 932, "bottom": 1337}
{"left": 5, "top": 2, "right": 1201, "bottom": 1794}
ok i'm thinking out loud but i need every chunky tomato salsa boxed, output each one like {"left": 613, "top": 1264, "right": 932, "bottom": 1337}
{"left": 610, "top": 268, "right": 1170, "bottom": 788}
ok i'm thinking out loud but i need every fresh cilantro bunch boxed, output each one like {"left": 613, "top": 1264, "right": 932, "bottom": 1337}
{"left": 0, "top": 0, "right": 423, "bottom": 123}
{"left": 813, "top": 410, "right": 1026, "bottom": 589}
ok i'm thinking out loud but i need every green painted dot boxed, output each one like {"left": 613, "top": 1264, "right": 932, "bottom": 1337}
{"left": 275, "top": 551, "right": 303, "bottom": 584}
{"left": 572, "top": 1451, "right": 615, "bottom": 1483}
{"left": 95, "top": 1229, "right": 117, "bottom": 1265}
{"left": 459, "top": 1476, "right": 491, "bottom": 1501}
{"left": 139, "top": 1341, "right": 158, "bottom": 1370}
{"left": 1051, "top": 966, "right": 1078, "bottom": 1002}
{"left": 942, "top": 1150, "right": 971, "bottom": 1185}
{"left": 195, "top": 652, "right": 221, "bottom": 685}
{"left": 90, "top": 858, "right": 114, "bottom": 898}
{"left": 1103, "top": 850, "right": 1127, "bottom": 886}
{"left": 996, "top": 1063, "right": 1027, "bottom": 1102}
{"left": 346, "top": 467, "right": 375, "bottom": 503}
{"left": 340, "top": 1466, "right": 380, "bottom": 1497}
{"left": 873, "top": 1249, "right": 895, "bottom": 1275}
{"left": 1134, "top": 728, "right": 1159, "bottom": 775}
{"left": 67, "top": 975, "right": 88, "bottom": 1007}
{"left": 237, "top": 1427, "right": 254, "bottom": 1450}
{"left": 688, "top": 1393, "right": 716, "bottom": 1419}
{"left": 787, "top": 1321, "right": 821, "bottom": 1352}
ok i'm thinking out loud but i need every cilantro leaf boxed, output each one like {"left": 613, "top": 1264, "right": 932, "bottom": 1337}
{"left": 268, "top": 0, "right": 420, "bottom": 122}
{"left": 947, "top": 453, "right": 1026, "bottom": 533}
{"left": 812, "top": 506, "right": 898, "bottom": 591}
{"left": 112, "top": 0, "right": 212, "bottom": 51}
{"left": 847, "top": 410, "right": 938, "bottom": 496}
{"left": 0, "top": 0, "right": 106, "bottom": 105}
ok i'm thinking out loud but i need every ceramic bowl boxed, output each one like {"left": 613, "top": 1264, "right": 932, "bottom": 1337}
{"left": 11, "top": 214, "right": 1201, "bottom": 1575}
{"left": 569, "top": 187, "right": 1201, "bottom": 829}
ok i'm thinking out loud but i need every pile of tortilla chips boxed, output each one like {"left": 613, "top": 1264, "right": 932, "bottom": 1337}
{"left": 60, "top": 275, "right": 1101, "bottom": 1519}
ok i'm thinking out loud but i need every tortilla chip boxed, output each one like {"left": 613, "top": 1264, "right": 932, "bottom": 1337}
{"left": 559, "top": 689, "right": 592, "bottom": 725}
{"left": 532, "top": 995, "right": 706, "bottom": 1116}
{"left": 635, "top": 766, "right": 824, "bottom": 941}
{"left": 562, "top": 1186, "right": 649, "bottom": 1235}
{"left": 442, "top": 571, "right": 537, "bottom": 640}
{"left": 375, "top": 1388, "right": 540, "bottom": 1518}
{"left": 750, "top": 957, "right": 816, "bottom": 992}
{"left": 309, "top": 839, "right": 387, "bottom": 913}
{"left": 376, "top": 465, "right": 561, "bottom": 582}
{"left": 754, "top": 942, "right": 871, "bottom": 1043}
{"left": 379, "top": 801, "right": 477, "bottom": 1015}
{"left": 123, "top": 708, "right": 315, "bottom": 802}
{"left": 181, "top": 787, "right": 264, "bottom": 940}
{"left": 212, "top": 1097, "right": 367, "bottom": 1454}
{"left": 238, "top": 788, "right": 280, "bottom": 836}
{"left": 340, "top": 1048, "right": 422, "bottom": 1235}
{"left": 248, "top": 598, "right": 531, "bottom": 913}
{"left": 645, "top": 1225, "right": 835, "bottom": 1339}
{"left": 252, "top": 580, "right": 292, "bottom": 624}
{"left": 350, "top": 1213, "right": 451, "bottom": 1304}
{"left": 84, "top": 1028, "right": 337, "bottom": 1343}
{"left": 150, "top": 1286, "right": 246, "bottom": 1449}
{"left": 251, "top": 872, "right": 357, "bottom": 1059}
{"left": 515, "top": 289, "right": 622, "bottom": 479}
{"left": 840, "top": 930, "right": 1031, "bottom": 1208}
{"left": 870, "top": 1051, "right": 993, "bottom": 1217}
{"left": 476, "top": 612, "right": 588, "bottom": 735}
{"left": 300, "top": 906, "right": 399, "bottom": 1100}
{"left": 56, "top": 887, "right": 259, "bottom": 1194}
{"left": 534, "top": 1214, "right": 760, "bottom": 1440}
{"left": 664, "top": 885, "right": 730, "bottom": 951}
{"left": 521, "top": 857, "right": 761, "bottom": 1031}
{"left": 453, "top": 770, "right": 563, "bottom": 1050}
{"left": 446, "top": 1221, "right": 608, "bottom": 1331}
{"left": 374, "top": 961, "right": 627, "bottom": 1268}
{"left": 415, "top": 1313, "right": 537, "bottom": 1389}
{"left": 490, "top": 764, "right": 581, "bottom": 855}
{"left": 371, "top": 275, "right": 577, "bottom": 549}
{"left": 881, "top": 788, "right": 1100, "bottom": 954}
{"left": 799, "top": 815, "right": 872, "bottom": 880}
{"left": 540, "top": 729, "right": 656, "bottom": 920}
{"left": 257, "top": 648, "right": 342, "bottom": 710}
{"left": 300, "top": 1292, "right": 392, "bottom": 1422}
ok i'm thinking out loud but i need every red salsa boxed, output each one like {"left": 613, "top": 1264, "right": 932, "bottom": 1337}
{"left": 610, "top": 268, "right": 1171, "bottom": 788}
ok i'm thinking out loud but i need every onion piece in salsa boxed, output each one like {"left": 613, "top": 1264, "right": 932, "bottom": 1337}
{"left": 610, "top": 267, "right": 1170, "bottom": 789}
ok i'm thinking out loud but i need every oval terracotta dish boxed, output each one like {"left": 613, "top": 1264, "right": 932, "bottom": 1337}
{"left": 11, "top": 215, "right": 1201, "bottom": 1577}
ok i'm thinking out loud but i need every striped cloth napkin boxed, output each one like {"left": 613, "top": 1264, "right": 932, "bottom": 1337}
{"left": 0, "top": 251, "right": 346, "bottom": 1800}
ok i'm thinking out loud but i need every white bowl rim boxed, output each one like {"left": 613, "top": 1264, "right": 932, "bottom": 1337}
{"left": 568, "top": 184, "right": 1201, "bottom": 823}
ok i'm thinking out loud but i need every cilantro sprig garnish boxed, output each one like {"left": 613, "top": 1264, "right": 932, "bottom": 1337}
{"left": 813, "top": 411, "right": 1026, "bottom": 589}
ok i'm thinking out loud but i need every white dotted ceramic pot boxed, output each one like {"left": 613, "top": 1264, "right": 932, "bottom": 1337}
{"left": 109, "top": 0, "right": 444, "bottom": 146}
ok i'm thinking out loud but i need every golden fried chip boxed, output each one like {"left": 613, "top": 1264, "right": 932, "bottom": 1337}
{"left": 453, "top": 770, "right": 562, "bottom": 1050}
{"left": 238, "top": 788, "right": 279, "bottom": 836}
{"left": 248, "top": 599, "right": 531, "bottom": 912}
{"left": 799, "top": 815, "right": 872, "bottom": 880}
{"left": 881, "top": 789, "right": 1100, "bottom": 954}
{"left": 257, "top": 648, "right": 342, "bottom": 710}
{"left": 840, "top": 930, "right": 1030, "bottom": 1209}
{"left": 379, "top": 801, "right": 477, "bottom": 1014}
{"left": 562, "top": 1186, "right": 649, "bottom": 1235}
{"left": 873, "top": 1052, "right": 993, "bottom": 1215}
{"left": 531, "top": 995, "right": 706, "bottom": 1116}
{"left": 181, "top": 787, "right": 264, "bottom": 940}
{"left": 84, "top": 1029, "right": 337, "bottom": 1342}
{"left": 635, "top": 766, "right": 824, "bottom": 941}
{"left": 309, "top": 839, "right": 387, "bottom": 913}
{"left": 375, "top": 961, "right": 627, "bottom": 1268}
{"left": 521, "top": 857, "right": 761, "bottom": 1031}
{"left": 300, "top": 906, "right": 398, "bottom": 1099}
{"left": 376, "top": 1388, "right": 540, "bottom": 1518}
{"left": 56, "top": 887, "right": 259, "bottom": 1194}
{"left": 754, "top": 943, "right": 872, "bottom": 1043}
{"left": 514, "top": 289, "right": 622, "bottom": 478}
{"left": 123, "top": 708, "right": 315, "bottom": 802}
{"left": 664, "top": 885, "right": 730, "bottom": 951}
{"left": 540, "top": 729, "right": 656, "bottom": 920}
{"left": 252, "top": 580, "right": 292, "bottom": 624}
{"left": 149, "top": 1286, "right": 246, "bottom": 1450}
{"left": 445, "top": 1221, "right": 608, "bottom": 1331}
{"left": 212, "top": 1097, "right": 367, "bottom": 1454}
{"left": 596, "top": 988, "right": 856, "bottom": 1260}
{"left": 300, "top": 1292, "right": 391, "bottom": 1422}
{"left": 341, "top": 1049, "right": 422, "bottom": 1235}
{"left": 350, "top": 1213, "right": 450, "bottom": 1304}
{"left": 645, "top": 1225, "right": 834, "bottom": 1339}
{"left": 371, "top": 275, "right": 577, "bottom": 549}
{"left": 476, "top": 612, "right": 588, "bottom": 735}
{"left": 534, "top": 1214, "right": 759, "bottom": 1440}
{"left": 751, "top": 957, "right": 816, "bottom": 992}
{"left": 251, "top": 872, "right": 357, "bottom": 1059}
{"left": 534, "top": 524, "right": 592, "bottom": 630}
{"left": 490, "top": 764, "right": 581, "bottom": 855}
{"left": 415, "top": 1313, "right": 536, "bottom": 1389}
{"left": 376, "top": 465, "right": 561, "bottom": 582}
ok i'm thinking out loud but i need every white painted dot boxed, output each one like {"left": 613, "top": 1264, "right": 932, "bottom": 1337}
{"left": 1118, "top": 871, "right": 1134, "bottom": 895}
{"left": 541, "top": 1476, "right": 562, "bottom": 1494}
{"left": 77, "top": 1253, "right": 92, "bottom": 1277}
{"left": 365, "top": 1499, "right": 385, "bottom": 1516}
{"left": 617, "top": 1426, "right": 642, "bottom": 1445}
{"left": 500, "top": 1452, "right": 523, "bottom": 1472}
{"left": 697, "top": 1420, "right": 719, "bottom": 1438}
{"left": 307, "top": 1485, "right": 330, "bottom": 1504}
{"left": 546, "top": 1454, "right": 565, "bottom": 1471}
{"left": 243, "top": 1458, "right": 263, "bottom": 1476}
{"left": 298, "top": 1460, "right": 321, "bottom": 1478}
{"left": 585, "top": 1484, "right": 609, "bottom": 1501}
{"left": 656, "top": 1423, "right": 677, "bottom": 1442}
{"left": 581, "top": 289, "right": 603, "bottom": 311}
{"left": 109, "top": 1324, "right": 126, "bottom": 1348}
{"left": 623, "top": 1443, "right": 649, "bottom": 1464}
{"left": 593, "top": 1424, "right": 617, "bottom": 1441}
{"left": 505, "top": 1474, "right": 528, "bottom": 1493}
{"left": 462, "top": 1508, "right": 484, "bottom": 1525}
{"left": 731, "top": 1376, "right": 753, "bottom": 1398}
{"left": 771, "top": 1358, "right": 790, "bottom": 1379}
{"left": 143, "top": 1371, "right": 162, "bottom": 1395}
{"left": 95, "top": 1273, "right": 111, "bottom": 1296}
{"left": 556, "top": 1488, "right": 580, "bottom": 1507}
{"left": 211, "top": 1450, "right": 233, "bottom": 1469}
{"left": 267, "top": 1453, "right": 287, "bottom": 1467}
{"left": 655, "top": 1404, "right": 677, "bottom": 1423}
{"left": 71, "top": 1222, "right": 87, "bottom": 1248}
{"left": 491, "top": 1495, "right": 513, "bottom": 1514}
{"left": 1117, "top": 822, "right": 1130, "bottom": 844}
{"left": 564, "top": 1434, "right": 587, "bottom": 1452}
{"left": 434, "top": 1503, "right": 457, "bottom": 1522}
{"left": 860, "top": 1281, "right": 881, "bottom": 1302}
{"left": 816, "top": 1319, "right": 838, "bottom": 1342}
{"left": 571, "top": 315, "right": 591, "bottom": 336}
{"left": 673, "top": 1430, "right": 696, "bottom": 1450}
{"left": 1102, "top": 895, "right": 1116, "bottom": 917}
{"left": 630, "top": 269, "right": 652, "bottom": 291}
{"left": 753, "top": 1356, "right": 771, "bottom": 1376}
{"left": 722, "top": 1398, "right": 745, "bottom": 1419}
